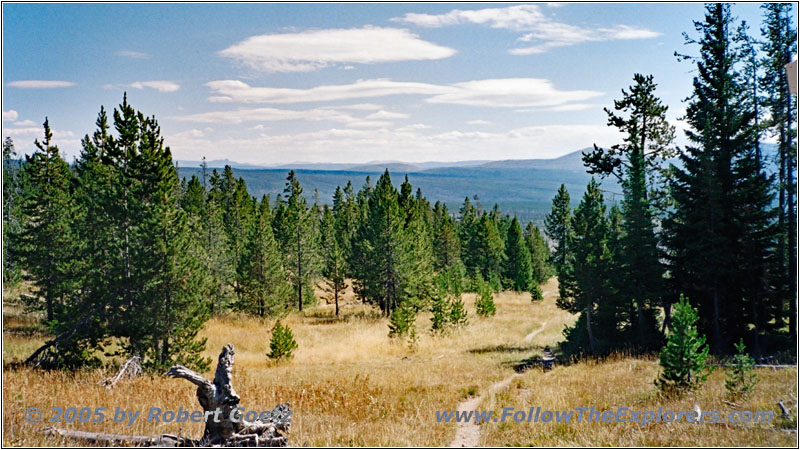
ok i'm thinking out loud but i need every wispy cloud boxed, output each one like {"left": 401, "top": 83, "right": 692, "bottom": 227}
{"left": 2, "top": 110, "right": 18, "bottom": 121}
{"left": 130, "top": 81, "right": 181, "bottom": 92}
{"left": 206, "top": 78, "right": 602, "bottom": 109}
{"left": 365, "top": 110, "right": 410, "bottom": 120}
{"left": 2, "top": 127, "right": 75, "bottom": 138}
{"left": 392, "top": 5, "right": 659, "bottom": 55}
{"left": 426, "top": 78, "right": 603, "bottom": 108}
{"left": 218, "top": 26, "right": 456, "bottom": 73}
{"left": 13, "top": 119, "right": 38, "bottom": 127}
{"left": 169, "top": 106, "right": 393, "bottom": 129}
{"left": 206, "top": 79, "right": 446, "bottom": 104}
{"left": 467, "top": 119, "right": 493, "bottom": 126}
{"left": 8, "top": 80, "right": 76, "bottom": 89}
{"left": 116, "top": 50, "right": 150, "bottom": 59}
{"left": 165, "top": 123, "right": 622, "bottom": 165}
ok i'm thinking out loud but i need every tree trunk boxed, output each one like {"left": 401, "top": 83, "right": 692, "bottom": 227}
{"left": 165, "top": 344, "right": 291, "bottom": 446}
{"left": 585, "top": 305, "right": 596, "bottom": 353}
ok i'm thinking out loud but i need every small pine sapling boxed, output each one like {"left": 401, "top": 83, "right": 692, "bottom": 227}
{"left": 725, "top": 338, "right": 757, "bottom": 401}
{"left": 267, "top": 321, "right": 298, "bottom": 362}
{"left": 656, "top": 295, "right": 710, "bottom": 395}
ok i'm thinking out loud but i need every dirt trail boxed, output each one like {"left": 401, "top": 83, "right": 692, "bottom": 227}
{"left": 449, "top": 278, "right": 562, "bottom": 447}
{"left": 449, "top": 374, "right": 519, "bottom": 447}
{"left": 523, "top": 320, "right": 547, "bottom": 343}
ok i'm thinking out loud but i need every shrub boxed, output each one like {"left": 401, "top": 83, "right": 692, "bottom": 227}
{"left": 267, "top": 321, "right": 298, "bottom": 362}
{"left": 725, "top": 338, "right": 757, "bottom": 401}
{"left": 656, "top": 295, "right": 710, "bottom": 395}
{"left": 529, "top": 283, "right": 543, "bottom": 301}
{"left": 475, "top": 282, "right": 496, "bottom": 317}
{"left": 449, "top": 296, "right": 469, "bottom": 328}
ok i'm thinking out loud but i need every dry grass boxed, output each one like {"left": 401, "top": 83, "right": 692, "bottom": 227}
{"left": 3, "top": 277, "right": 796, "bottom": 446}
{"left": 479, "top": 357, "right": 797, "bottom": 446}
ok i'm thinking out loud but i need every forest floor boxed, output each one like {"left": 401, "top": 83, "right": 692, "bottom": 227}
{"left": 2, "top": 278, "right": 797, "bottom": 446}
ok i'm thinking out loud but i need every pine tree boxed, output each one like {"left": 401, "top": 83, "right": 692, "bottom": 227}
{"left": 656, "top": 295, "right": 710, "bottom": 394}
{"left": 544, "top": 185, "right": 571, "bottom": 277}
{"left": 403, "top": 192, "right": 436, "bottom": 303}
{"left": 353, "top": 170, "right": 410, "bottom": 315}
{"left": 761, "top": 3, "right": 797, "bottom": 347}
{"left": 725, "top": 338, "right": 757, "bottom": 401}
{"left": 320, "top": 204, "right": 347, "bottom": 317}
{"left": 432, "top": 201, "right": 462, "bottom": 271}
{"left": 558, "top": 179, "right": 612, "bottom": 354}
{"left": 15, "top": 119, "right": 76, "bottom": 323}
{"left": 458, "top": 196, "right": 480, "bottom": 276}
{"left": 474, "top": 212, "right": 505, "bottom": 289}
{"left": 277, "top": 171, "right": 320, "bottom": 311}
{"left": 3, "top": 137, "right": 22, "bottom": 284}
{"left": 524, "top": 222, "right": 552, "bottom": 285}
{"left": 127, "top": 112, "right": 211, "bottom": 371}
{"left": 267, "top": 321, "right": 298, "bottom": 362}
{"left": 668, "top": 4, "right": 775, "bottom": 353}
{"left": 238, "top": 196, "right": 290, "bottom": 317}
{"left": 475, "top": 277, "right": 496, "bottom": 317}
{"left": 503, "top": 217, "right": 533, "bottom": 292}
{"left": 583, "top": 73, "right": 675, "bottom": 350}
{"left": 332, "top": 182, "right": 359, "bottom": 277}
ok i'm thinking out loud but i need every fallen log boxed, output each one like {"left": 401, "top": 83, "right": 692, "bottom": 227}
{"left": 45, "top": 344, "right": 291, "bottom": 447}
{"left": 44, "top": 427, "right": 195, "bottom": 447}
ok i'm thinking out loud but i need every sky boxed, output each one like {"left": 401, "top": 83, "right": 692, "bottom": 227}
{"left": 1, "top": 2, "right": 787, "bottom": 165}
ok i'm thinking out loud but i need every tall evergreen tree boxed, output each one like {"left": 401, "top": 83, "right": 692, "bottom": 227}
{"left": 667, "top": 4, "right": 775, "bottom": 353}
{"left": 761, "top": 3, "right": 797, "bottom": 346}
{"left": 276, "top": 170, "right": 320, "bottom": 311}
{"left": 320, "top": 204, "right": 347, "bottom": 317}
{"left": 474, "top": 212, "right": 505, "bottom": 288}
{"left": 503, "top": 217, "right": 533, "bottom": 292}
{"left": 238, "top": 196, "right": 290, "bottom": 317}
{"left": 559, "top": 179, "right": 613, "bottom": 354}
{"left": 353, "top": 170, "right": 410, "bottom": 315}
{"left": 584, "top": 74, "right": 675, "bottom": 350}
{"left": 3, "top": 137, "right": 22, "bottom": 283}
{"left": 15, "top": 119, "right": 76, "bottom": 323}
{"left": 545, "top": 185, "right": 571, "bottom": 272}
{"left": 524, "top": 222, "right": 552, "bottom": 285}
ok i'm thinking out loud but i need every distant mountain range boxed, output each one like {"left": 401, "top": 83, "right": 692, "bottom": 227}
{"left": 178, "top": 148, "right": 607, "bottom": 225}
{"left": 176, "top": 144, "right": 780, "bottom": 226}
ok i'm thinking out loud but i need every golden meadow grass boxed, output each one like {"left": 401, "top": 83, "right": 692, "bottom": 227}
{"left": 3, "top": 278, "right": 797, "bottom": 446}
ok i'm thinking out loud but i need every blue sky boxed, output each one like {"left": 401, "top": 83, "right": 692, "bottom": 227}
{"left": 1, "top": 2, "right": 783, "bottom": 165}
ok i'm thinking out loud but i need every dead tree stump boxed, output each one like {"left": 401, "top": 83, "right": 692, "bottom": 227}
{"left": 165, "top": 344, "right": 291, "bottom": 447}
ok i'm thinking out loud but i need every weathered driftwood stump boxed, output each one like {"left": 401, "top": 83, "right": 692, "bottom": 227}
{"left": 44, "top": 345, "right": 291, "bottom": 447}
{"left": 165, "top": 344, "right": 291, "bottom": 447}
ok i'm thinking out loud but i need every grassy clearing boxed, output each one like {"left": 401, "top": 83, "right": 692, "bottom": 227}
{"left": 2, "top": 277, "right": 796, "bottom": 446}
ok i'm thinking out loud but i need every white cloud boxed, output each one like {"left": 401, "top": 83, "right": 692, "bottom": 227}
{"left": 164, "top": 122, "right": 622, "bottom": 165}
{"left": 426, "top": 78, "right": 603, "bottom": 108}
{"left": 206, "top": 78, "right": 602, "bottom": 109}
{"left": 365, "top": 110, "right": 410, "bottom": 120}
{"left": 327, "top": 103, "right": 385, "bottom": 111}
{"left": 468, "top": 120, "right": 493, "bottom": 126}
{"left": 395, "top": 123, "right": 432, "bottom": 132}
{"left": 13, "top": 119, "right": 37, "bottom": 127}
{"left": 130, "top": 81, "right": 181, "bottom": 93}
{"left": 392, "top": 5, "right": 659, "bottom": 55}
{"left": 8, "top": 80, "right": 75, "bottom": 89}
{"left": 218, "top": 26, "right": 456, "bottom": 73}
{"left": 2, "top": 110, "right": 18, "bottom": 121}
{"left": 3, "top": 127, "right": 75, "bottom": 138}
{"left": 206, "top": 79, "right": 447, "bottom": 104}
{"left": 116, "top": 50, "right": 150, "bottom": 59}
{"left": 169, "top": 106, "right": 392, "bottom": 129}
